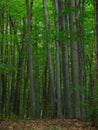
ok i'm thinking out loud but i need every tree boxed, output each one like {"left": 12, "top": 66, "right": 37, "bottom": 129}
{"left": 58, "top": 0, "right": 72, "bottom": 118}
{"left": 54, "top": 0, "right": 62, "bottom": 118}
{"left": 69, "top": 0, "right": 80, "bottom": 118}
{"left": 94, "top": 0, "right": 98, "bottom": 127}
{"left": 26, "top": 0, "right": 35, "bottom": 118}
{"left": 76, "top": 0, "right": 86, "bottom": 120}
{"left": 43, "top": 0, "right": 56, "bottom": 118}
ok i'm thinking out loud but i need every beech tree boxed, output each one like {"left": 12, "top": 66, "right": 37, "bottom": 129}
{"left": 26, "top": 0, "right": 35, "bottom": 118}
{"left": 43, "top": 0, "right": 56, "bottom": 118}
{"left": 58, "top": 0, "right": 71, "bottom": 118}
{"left": 54, "top": 0, "right": 62, "bottom": 118}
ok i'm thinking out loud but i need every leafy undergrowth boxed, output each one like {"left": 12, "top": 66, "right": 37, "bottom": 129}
{"left": 0, "top": 119, "right": 97, "bottom": 130}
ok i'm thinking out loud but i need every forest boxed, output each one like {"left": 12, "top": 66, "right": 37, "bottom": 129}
{"left": 0, "top": 0, "right": 98, "bottom": 129}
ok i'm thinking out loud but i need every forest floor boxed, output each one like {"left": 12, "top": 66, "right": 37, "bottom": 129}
{"left": 0, "top": 119, "right": 97, "bottom": 130}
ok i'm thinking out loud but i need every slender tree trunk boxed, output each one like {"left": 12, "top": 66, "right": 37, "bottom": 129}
{"left": 54, "top": 0, "right": 62, "bottom": 118}
{"left": 94, "top": 0, "right": 98, "bottom": 127}
{"left": 1, "top": 11, "right": 7, "bottom": 117}
{"left": 10, "top": 21, "right": 18, "bottom": 116}
{"left": 5, "top": 13, "right": 10, "bottom": 116}
{"left": 76, "top": 0, "right": 86, "bottom": 120}
{"left": 26, "top": 0, "right": 35, "bottom": 118}
{"left": 13, "top": 18, "right": 27, "bottom": 116}
{"left": 0, "top": 5, "right": 4, "bottom": 116}
{"left": 42, "top": 60, "right": 48, "bottom": 118}
{"left": 69, "top": 0, "right": 80, "bottom": 119}
{"left": 14, "top": 45, "right": 25, "bottom": 115}
{"left": 34, "top": 43, "right": 40, "bottom": 119}
{"left": 22, "top": 57, "right": 29, "bottom": 118}
{"left": 59, "top": 0, "right": 71, "bottom": 118}
{"left": 43, "top": 0, "right": 56, "bottom": 118}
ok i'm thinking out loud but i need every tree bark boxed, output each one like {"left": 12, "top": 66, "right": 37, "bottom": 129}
{"left": 94, "top": 0, "right": 98, "bottom": 127}
{"left": 26, "top": 0, "right": 35, "bottom": 118}
{"left": 54, "top": 0, "right": 62, "bottom": 118}
{"left": 59, "top": 0, "right": 71, "bottom": 118}
{"left": 69, "top": 0, "right": 80, "bottom": 119}
{"left": 43, "top": 0, "right": 56, "bottom": 118}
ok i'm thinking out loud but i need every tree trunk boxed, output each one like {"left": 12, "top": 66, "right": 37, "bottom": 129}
{"left": 59, "top": 0, "right": 71, "bottom": 118}
{"left": 76, "top": 0, "right": 86, "bottom": 120}
{"left": 94, "top": 0, "right": 98, "bottom": 127}
{"left": 13, "top": 19, "right": 27, "bottom": 116}
{"left": 54, "top": 0, "right": 62, "bottom": 118}
{"left": 42, "top": 59, "right": 48, "bottom": 118}
{"left": 69, "top": 0, "right": 80, "bottom": 119}
{"left": 43, "top": 0, "right": 56, "bottom": 118}
{"left": 0, "top": 5, "right": 4, "bottom": 116}
{"left": 26, "top": 0, "right": 35, "bottom": 118}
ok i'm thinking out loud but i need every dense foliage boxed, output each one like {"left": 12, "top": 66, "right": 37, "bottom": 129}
{"left": 0, "top": 0, "right": 98, "bottom": 125}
